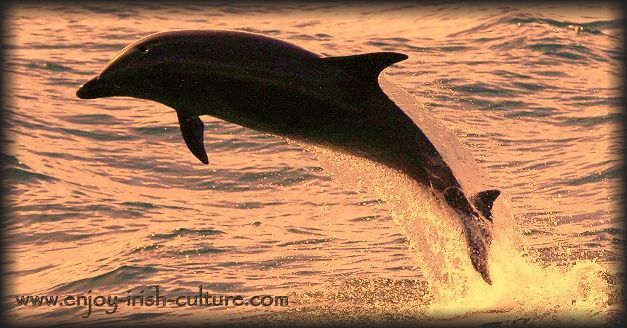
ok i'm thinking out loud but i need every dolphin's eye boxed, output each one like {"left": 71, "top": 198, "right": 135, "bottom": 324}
{"left": 138, "top": 45, "right": 149, "bottom": 53}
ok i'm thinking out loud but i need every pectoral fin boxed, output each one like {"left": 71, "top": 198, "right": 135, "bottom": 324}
{"left": 177, "top": 111, "right": 208, "bottom": 164}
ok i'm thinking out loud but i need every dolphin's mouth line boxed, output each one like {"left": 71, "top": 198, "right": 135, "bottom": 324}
{"left": 76, "top": 76, "right": 123, "bottom": 99}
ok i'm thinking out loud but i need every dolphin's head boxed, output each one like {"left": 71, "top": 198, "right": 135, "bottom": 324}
{"left": 76, "top": 30, "right": 217, "bottom": 102}
{"left": 77, "top": 32, "right": 186, "bottom": 101}
{"left": 76, "top": 29, "right": 310, "bottom": 102}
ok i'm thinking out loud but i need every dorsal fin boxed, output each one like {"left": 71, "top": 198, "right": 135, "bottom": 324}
{"left": 322, "top": 52, "right": 408, "bottom": 83}
{"left": 473, "top": 190, "right": 500, "bottom": 221}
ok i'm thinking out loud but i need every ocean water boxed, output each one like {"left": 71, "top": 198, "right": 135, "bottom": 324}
{"left": 3, "top": 2, "right": 623, "bottom": 326}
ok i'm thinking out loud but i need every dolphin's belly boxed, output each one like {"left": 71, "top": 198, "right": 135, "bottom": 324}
{"left": 209, "top": 85, "right": 397, "bottom": 159}
{"left": 182, "top": 71, "right": 461, "bottom": 195}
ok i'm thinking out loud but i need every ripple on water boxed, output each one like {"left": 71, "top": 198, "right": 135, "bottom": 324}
{"left": 4, "top": 160, "right": 57, "bottom": 184}
{"left": 149, "top": 227, "right": 226, "bottom": 240}
{"left": 50, "top": 265, "right": 158, "bottom": 293}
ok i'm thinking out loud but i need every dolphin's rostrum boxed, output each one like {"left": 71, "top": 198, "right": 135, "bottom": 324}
{"left": 76, "top": 30, "right": 500, "bottom": 284}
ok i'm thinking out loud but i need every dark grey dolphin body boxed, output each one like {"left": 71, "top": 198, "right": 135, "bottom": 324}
{"left": 76, "top": 30, "right": 500, "bottom": 284}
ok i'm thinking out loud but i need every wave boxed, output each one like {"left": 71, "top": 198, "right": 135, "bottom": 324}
{"left": 50, "top": 265, "right": 158, "bottom": 294}
{"left": 4, "top": 160, "right": 57, "bottom": 184}
{"left": 149, "top": 227, "right": 225, "bottom": 240}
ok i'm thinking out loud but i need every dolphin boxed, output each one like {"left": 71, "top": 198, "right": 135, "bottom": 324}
{"left": 76, "top": 30, "right": 500, "bottom": 284}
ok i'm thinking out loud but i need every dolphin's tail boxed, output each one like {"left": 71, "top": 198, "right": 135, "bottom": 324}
{"left": 444, "top": 186, "right": 498, "bottom": 284}
{"left": 473, "top": 190, "right": 501, "bottom": 222}
{"left": 461, "top": 213, "right": 493, "bottom": 284}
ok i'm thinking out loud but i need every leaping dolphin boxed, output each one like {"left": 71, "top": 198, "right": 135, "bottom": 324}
{"left": 76, "top": 30, "right": 500, "bottom": 284}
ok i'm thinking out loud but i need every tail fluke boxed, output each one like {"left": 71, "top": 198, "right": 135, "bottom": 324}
{"left": 463, "top": 214, "right": 493, "bottom": 284}
{"left": 473, "top": 189, "right": 500, "bottom": 221}
{"left": 444, "top": 186, "right": 495, "bottom": 284}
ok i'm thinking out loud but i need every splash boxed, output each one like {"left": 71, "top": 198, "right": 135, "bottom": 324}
{"left": 304, "top": 144, "right": 612, "bottom": 326}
